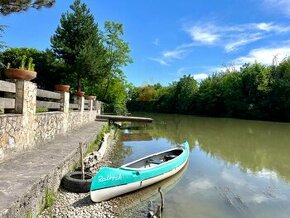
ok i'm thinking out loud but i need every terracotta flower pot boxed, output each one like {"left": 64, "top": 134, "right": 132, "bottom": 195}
{"left": 5, "top": 68, "right": 37, "bottom": 81}
{"left": 85, "top": 95, "right": 96, "bottom": 101}
{"left": 55, "top": 84, "right": 70, "bottom": 92}
{"left": 76, "top": 90, "right": 85, "bottom": 97}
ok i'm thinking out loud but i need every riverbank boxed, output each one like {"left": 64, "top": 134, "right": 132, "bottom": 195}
{"left": 0, "top": 122, "right": 106, "bottom": 218}
{"left": 39, "top": 128, "right": 121, "bottom": 218}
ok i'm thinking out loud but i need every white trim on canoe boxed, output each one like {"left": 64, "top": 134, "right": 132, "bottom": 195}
{"left": 90, "top": 157, "right": 188, "bottom": 202}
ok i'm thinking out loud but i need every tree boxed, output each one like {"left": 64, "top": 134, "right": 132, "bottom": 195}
{"left": 0, "top": 0, "right": 55, "bottom": 15}
{"left": 174, "top": 75, "right": 198, "bottom": 113}
{"left": 100, "top": 21, "right": 133, "bottom": 99}
{"left": 51, "top": 0, "right": 103, "bottom": 90}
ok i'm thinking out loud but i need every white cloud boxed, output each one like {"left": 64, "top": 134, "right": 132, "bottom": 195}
{"left": 248, "top": 168, "right": 279, "bottom": 180}
{"left": 148, "top": 57, "right": 169, "bottom": 66}
{"left": 255, "top": 22, "right": 290, "bottom": 33}
{"left": 234, "top": 45, "right": 290, "bottom": 65}
{"left": 183, "top": 21, "right": 290, "bottom": 52}
{"left": 225, "top": 34, "right": 263, "bottom": 52}
{"left": 208, "top": 45, "right": 290, "bottom": 73}
{"left": 149, "top": 47, "right": 189, "bottom": 66}
{"left": 162, "top": 49, "right": 187, "bottom": 60}
{"left": 208, "top": 65, "right": 243, "bottom": 73}
{"left": 150, "top": 20, "right": 290, "bottom": 66}
{"left": 177, "top": 67, "right": 208, "bottom": 81}
{"left": 193, "top": 73, "right": 208, "bottom": 80}
{"left": 222, "top": 171, "right": 247, "bottom": 186}
{"left": 188, "top": 179, "right": 214, "bottom": 192}
{"left": 251, "top": 194, "right": 269, "bottom": 203}
{"left": 177, "top": 67, "right": 190, "bottom": 76}
{"left": 263, "top": 0, "right": 290, "bottom": 17}
{"left": 186, "top": 24, "right": 219, "bottom": 44}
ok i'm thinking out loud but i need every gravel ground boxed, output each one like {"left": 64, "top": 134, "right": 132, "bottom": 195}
{"left": 39, "top": 131, "right": 122, "bottom": 218}
{"left": 39, "top": 189, "right": 120, "bottom": 218}
{"left": 39, "top": 129, "right": 162, "bottom": 218}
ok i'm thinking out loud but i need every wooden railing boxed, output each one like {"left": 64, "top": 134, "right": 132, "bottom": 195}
{"left": 0, "top": 80, "right": 16, "bottom": 109}
{"left": 37, "top": 89, "right": 61, "bottom": 110}
{"left": 0, "top": 79, "right": 100, "bottom": 113}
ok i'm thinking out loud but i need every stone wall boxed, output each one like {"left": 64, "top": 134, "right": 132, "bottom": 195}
{"left": 34, "top": 112, "right": 65, "bottom": 144}
{"left": 0, "top": 80, "right": 101, "bottom": 161}
{"left": 0, "top": 114, "right": 26, "bottom": 160}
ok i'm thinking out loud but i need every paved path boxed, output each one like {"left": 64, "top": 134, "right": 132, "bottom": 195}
{"left": 0, "top": 121, "right": 105, "bottom": 218}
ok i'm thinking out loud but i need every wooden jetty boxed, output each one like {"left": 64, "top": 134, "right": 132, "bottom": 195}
{"left": 120, "top": 133, "right": 153, "bottom": 142}
{"left": 96, "top": 115, "right": 153, "bottom": 123}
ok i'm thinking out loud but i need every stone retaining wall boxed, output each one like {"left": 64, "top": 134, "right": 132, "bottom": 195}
{"left": 0, "top": 80, "right": 101, "bottom": 162}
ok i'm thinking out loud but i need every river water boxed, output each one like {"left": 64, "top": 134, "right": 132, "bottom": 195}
{"left": 113, "top": 113, "right": 290, "bottom": 218}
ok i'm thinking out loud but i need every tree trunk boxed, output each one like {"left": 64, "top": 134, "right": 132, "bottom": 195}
{"left": 77, "top": 73, "right": 81, "bottom": 90}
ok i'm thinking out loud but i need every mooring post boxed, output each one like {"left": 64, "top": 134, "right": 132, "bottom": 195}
{"left": 79, "top": 142, "right": 84, "bottom": 180}
{"left": 158, "top": 187, "right": 164, "bottom": 211}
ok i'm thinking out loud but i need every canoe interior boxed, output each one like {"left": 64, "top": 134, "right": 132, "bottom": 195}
{"left": 122, "top": 149, "right": 183, "bottom": 169}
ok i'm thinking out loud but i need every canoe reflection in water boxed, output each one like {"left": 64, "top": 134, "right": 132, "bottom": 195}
{"left": 118, "top": 161, "right": 189, "bottom": 218}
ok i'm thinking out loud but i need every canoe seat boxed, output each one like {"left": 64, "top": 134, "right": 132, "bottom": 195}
{"left": 164, "top": 154, "right": 177, "bottom": 161}
{"left": 149, "top": 159, "right": 163, "bottom": 165}
{"left": 144, "top": 159, "right": 163, "bottom": 168}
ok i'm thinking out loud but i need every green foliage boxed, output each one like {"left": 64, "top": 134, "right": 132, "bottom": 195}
{"left": 0, "top": 47, "right": 65, "bottom": 89}
{"left": 20, "top": 55, "right": 26, "bottom": 69}
{"left": 50, "top": 0, "right": 132, "bottom": 113}
{"left": 0, "top": 0, "right": 55, "bottom": 15}
{"left": 44, "top": 188, "right": 55, "bottom": 209}
{"left": 36, "top": 107, "right": 49, "bottom": 113}
{"left": 18, "top": 55, "right": 35, "bottom": 71}
{"left": 85, "top": 124, "right": 109, "bottom": 155}
{"left": 85, "top": 21, "right": 132, "bottom": 114}
{"left": 0, "top": 1, "right": 132, "bottom": 114}
{"left": 128, "top": 58, "right": 290, "bottom": 122}
{"left": 25, "top": 210, "right": 32, "bottom": 218}
{"left": 51, "top": 0, "right": 103, "bottom": 90}
{"left": 28, "top": 57, "right": 35, "bottom": 71}
{"left": 174, "top": 75, "right": 198, "bottom": 113}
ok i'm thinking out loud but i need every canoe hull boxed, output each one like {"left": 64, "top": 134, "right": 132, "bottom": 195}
{"left": 90, "top": 141, "right": 190, "bottom": 202}
{"left": 90, "top": 156, "right": 187, "bottom": 202}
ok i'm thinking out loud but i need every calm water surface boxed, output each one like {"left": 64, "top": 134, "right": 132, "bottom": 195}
{"left": 113, "top": 114, "right": 290, "bottom": 218}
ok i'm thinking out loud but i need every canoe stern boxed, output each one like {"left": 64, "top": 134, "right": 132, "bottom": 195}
{"left": 90, "top": 167, "right": 138, "bottom": 191}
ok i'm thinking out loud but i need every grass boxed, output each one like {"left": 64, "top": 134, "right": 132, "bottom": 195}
{"left": 71, "top": 123, "right": 111, "bottom": 171}
{"left": 36, "top": 107, "right": 49, "bottom": 113}
{"left": 44, "top": 188, "right": 56, "bottom": 209}
{"left": 25, "top": 210, "right": 32, "bottom": 218}
{"left": 85, "top": 123, "right": 110, "bottom": 155}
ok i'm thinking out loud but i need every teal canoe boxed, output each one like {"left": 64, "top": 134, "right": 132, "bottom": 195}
{"left": 90, "top": 141, "right": 190, "bottom": 202}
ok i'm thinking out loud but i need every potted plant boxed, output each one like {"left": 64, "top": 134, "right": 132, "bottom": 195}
{"left": 76, "top": 90, "right": 85, "bottom": 97}
{"left": 4, "top": 55, "right": 37, "bottom": 81}
{"left": 85, "top": 95, "right": 96, "bottom": 101}
{"left": 55, "top": 84, "right": 70, "bottom": 92}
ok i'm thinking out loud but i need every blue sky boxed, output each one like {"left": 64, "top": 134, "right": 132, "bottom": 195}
{"left": 1, "top": 0, "right": 290, "bottom": 86}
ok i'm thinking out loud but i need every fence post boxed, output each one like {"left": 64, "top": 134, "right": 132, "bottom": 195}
{"left": 78, "top": 96, "right": 84, "bottom": 112}
{"left": 88, "top": 100, "right": 93, "bottom": 111}
{"left": 15, "top": 80, "right": 36, "bottom": 146}
{"left": 60, "top": 92, "right": 70, "bottom": 113}
{"left": 95, "top": 101, "right": 101, "bottom": 115}
{"left": 59, "top": 91, "right": 70, "bottom": 132}
{"left": 15, "top": 80, "right": 36, "bottom": 115}
{"left": 78, "top": 96, "right": 84, "bottom": 124}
